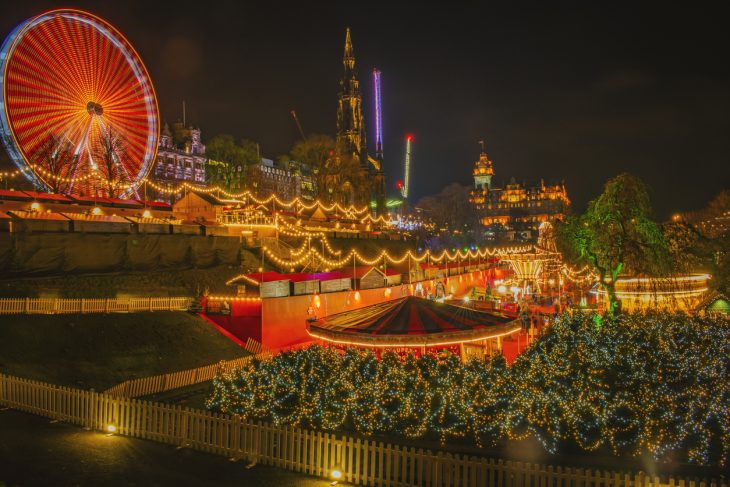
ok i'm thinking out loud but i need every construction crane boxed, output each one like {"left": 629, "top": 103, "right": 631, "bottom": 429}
{"left": 290, "top": 110, "right": 306, "bottom": 142}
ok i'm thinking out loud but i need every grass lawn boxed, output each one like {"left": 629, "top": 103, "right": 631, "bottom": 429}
{"left": 143, "top": 381, "right": 214, "bottom": 410}
{"left": 0, "top": 312, "right": 246, "bottom": 391}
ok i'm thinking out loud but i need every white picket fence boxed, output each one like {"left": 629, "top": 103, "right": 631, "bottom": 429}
{"left": 0, "top": 297, "right": 192, "bottom": 314}
{"left": 0, "top": 373, "right": 724, "bottom": 487}
{"left": 104, "top": 337, "right": 271, "bottom": 398}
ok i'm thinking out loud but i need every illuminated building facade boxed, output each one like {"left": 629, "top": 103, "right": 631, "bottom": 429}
{"left": 248, "top": 158, "right": 316, "bottom": 201}
{"left": 469, "top": 148, "right": 569, "bottom": 241}
{"left": 152, "top": 121, "right": 206, "bottom": 186}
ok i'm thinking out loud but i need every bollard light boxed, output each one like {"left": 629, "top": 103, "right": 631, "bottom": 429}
{"left": 330, "top": 468, "right": 343, "bottom": 485}
{"left": 106, "top": 424, "right": 116, "bottom": 434}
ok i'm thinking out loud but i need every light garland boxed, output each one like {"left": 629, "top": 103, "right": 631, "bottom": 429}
{"left": 258, "top": 242, "right": 532, "bottom": 271}
{"left": 205, "top": 295, "right": 261, "bottom": 302}
{"left": 137, "top": 178, "right": 372, "bottom": 215}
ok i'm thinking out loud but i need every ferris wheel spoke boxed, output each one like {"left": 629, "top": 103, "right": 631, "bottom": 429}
{"left": 20, "top": 30, "right": 79, "bottom": 99}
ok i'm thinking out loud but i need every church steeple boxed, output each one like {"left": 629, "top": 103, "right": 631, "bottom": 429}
{"left": 336, "top": 27, "right": 367, "bottom": 168}
{"left": 343, "top": 28, "right": 354, "bottom": 70}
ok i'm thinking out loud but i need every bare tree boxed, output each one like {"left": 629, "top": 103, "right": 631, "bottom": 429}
{"left": 95, "top": 126, "right": 131, "bottom": 198}
{"left": 31, "top": 134, "right": 77, "bottom": 194}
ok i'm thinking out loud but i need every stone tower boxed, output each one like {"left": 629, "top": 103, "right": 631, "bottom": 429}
{"left": 473, "top": 148, "right": 494, "bottom": 190}
{"left": 336, "top": 28, "right": 368, "bottom": 168}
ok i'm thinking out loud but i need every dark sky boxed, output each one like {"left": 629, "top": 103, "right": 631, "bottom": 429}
{"left": 1, "top": 1, "right": 728, "bottom": 217}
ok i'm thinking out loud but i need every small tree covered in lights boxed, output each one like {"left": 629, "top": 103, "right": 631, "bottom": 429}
{"left": 209, "top": 314, "right": 729, "bottom": 467}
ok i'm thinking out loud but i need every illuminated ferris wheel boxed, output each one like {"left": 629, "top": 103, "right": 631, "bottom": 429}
{"left": 0, "top": 9, "right": 159, "bottom": 198}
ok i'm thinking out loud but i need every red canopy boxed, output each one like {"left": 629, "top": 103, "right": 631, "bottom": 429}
{"left": 307, "top": 296, "right": 520, "bottom": 347}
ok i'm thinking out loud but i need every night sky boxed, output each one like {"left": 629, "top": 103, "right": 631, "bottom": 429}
{"left": 1, "top": 1, "right": 728, "bottom": 218}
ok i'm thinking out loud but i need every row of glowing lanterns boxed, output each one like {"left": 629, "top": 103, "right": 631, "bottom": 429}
{"left": 28, "top": 201, "right": 152, "bottom": 218}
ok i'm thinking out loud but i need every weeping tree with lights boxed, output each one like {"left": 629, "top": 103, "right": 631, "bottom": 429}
{"left": 556, "top": 173, "right": 669, "bottom": 316}
{"left": 31, "top": 133, "right": 77, "bottom": 194}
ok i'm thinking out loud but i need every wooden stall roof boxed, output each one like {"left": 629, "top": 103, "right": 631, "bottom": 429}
{"left": 68, "top": 195, "right": 144, "bottom": 208}
{"left": 243, "top": 271, "right": 349, "bottom": 285}
{"left": 7, "top": 210, "right": 70, "bottom": 221}
{"left": 60, "top": 212, "right": 131, "bottom": 223}
{"left": 341, "top": 266, "right": 399, "bottom": 279}
{"left": 133, "top": 200, "right": 172, "bottom": 210}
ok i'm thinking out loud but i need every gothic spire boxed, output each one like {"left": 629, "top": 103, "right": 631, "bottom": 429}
{"left": 343, "top": 27, "right": 355, "bottom": 73}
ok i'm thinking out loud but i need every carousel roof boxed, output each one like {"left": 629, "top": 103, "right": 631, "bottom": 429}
{"left": 307, "top": 296, "right": 520, "bottom": 347}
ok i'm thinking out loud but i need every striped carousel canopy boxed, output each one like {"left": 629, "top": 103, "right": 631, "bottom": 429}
{"left": 307, "top": 296, "right": 520, "bottom": 348}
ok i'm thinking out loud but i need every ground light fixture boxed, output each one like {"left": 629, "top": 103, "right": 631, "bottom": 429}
{"left": 106, "top": 424, "right": 116, "bottom": 435}
{"left": 142, "top": 209, "right": 152, "bottom": 218}
{"left": 92, "top": 206, "right": 102, "bottom": 215}
{"left": 330, "top": 467, "right": 343, "bottom": 485}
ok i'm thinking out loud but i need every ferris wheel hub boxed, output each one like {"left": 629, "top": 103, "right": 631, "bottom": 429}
{"left": 86, "top": 101, "right": 104, "bottom": 116}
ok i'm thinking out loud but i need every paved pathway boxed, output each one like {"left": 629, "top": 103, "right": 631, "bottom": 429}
{"left": 0, "top": 409, "right": 343, "bottom": 487}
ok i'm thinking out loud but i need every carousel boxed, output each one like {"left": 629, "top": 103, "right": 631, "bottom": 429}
{"left": 306, "top": 296, "right": 521, "bottom": 361}
{"left": 498, "top": 221, "right": 562, "bottom": 294}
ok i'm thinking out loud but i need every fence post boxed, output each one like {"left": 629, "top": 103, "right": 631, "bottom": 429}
{"left": 24, "top": 297, "right": 30, "bottom": 313}
{"left": 149, "top": 297, "right": 153, "bottom": 312}
{"left": 105, "top": 298, "right": 110, "bottom": 314}
{"left": 80, "top": 298, "right": 85, "bottom": 314}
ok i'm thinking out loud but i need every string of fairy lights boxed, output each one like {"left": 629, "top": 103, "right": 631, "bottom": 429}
{"left": 139, "top": 177, "right": 374, "bottom": 215}
{"left": 225, "top": 243, "right": 534, "bottom": 285}
{"left": 207, "top": 312, "right": 730, "bottom": 467}
{"left": 13, "top": 169, "right": 387, "bottom": 220}
{"left": 0, "top": 169, "right": 21, "bottom": 179}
